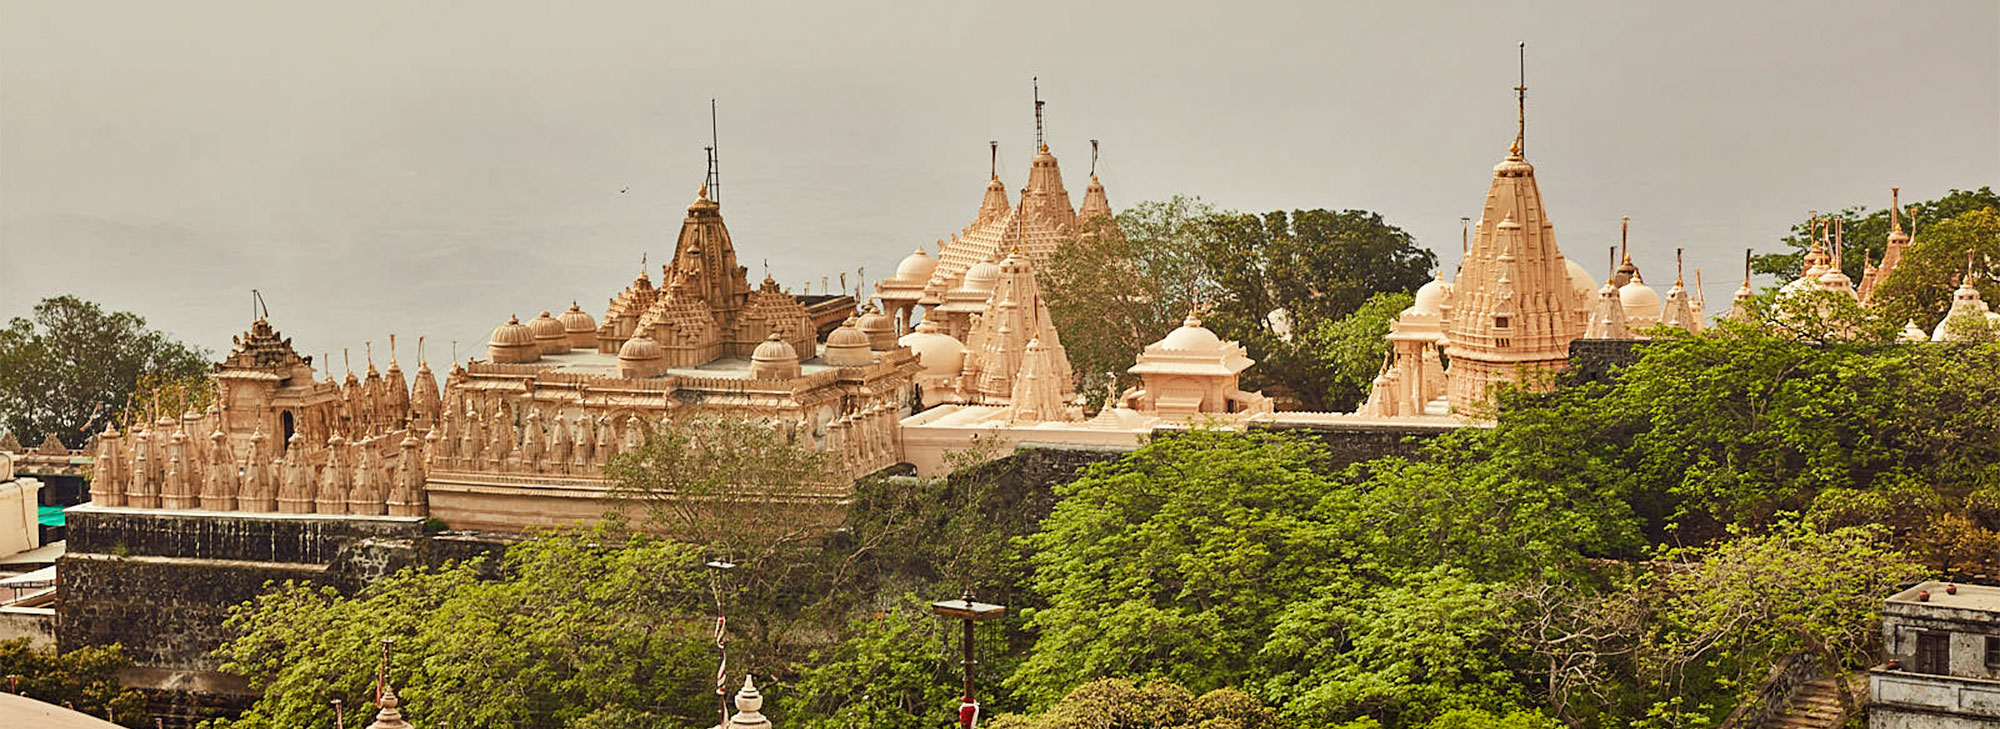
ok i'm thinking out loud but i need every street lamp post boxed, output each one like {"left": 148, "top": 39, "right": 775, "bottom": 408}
{"left": 930, "top": 590, "right": 1006, "bottom": 729}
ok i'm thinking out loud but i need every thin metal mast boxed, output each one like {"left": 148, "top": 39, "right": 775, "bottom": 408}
{"left": 706, "top": 99, "right": 721, "bottom": 205}
{"left": 1514, "top": 41, "right": 1527, "bottom": 157}
{"left": 1033, "top": 77, "right": 1045, "bottom": 151}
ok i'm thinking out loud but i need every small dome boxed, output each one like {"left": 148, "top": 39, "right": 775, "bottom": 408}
{"left": 528, "top": 311, "right": 570, "bottom": 354}
{"left": 856, "top": 306, "right": 897, "bottom": 350}
{"left": 1157, "top": 313, "right": 1223, "bottom": 352}
{"left": 1564, "top": 259, "right": 1595, "bottom": 302}
{"left": 752, "top": 332, "right": 799, "bottom": 362}
{"left": 559, "top": 302, "right": 598, "bottom": 346}
{"left": 823, "top": 317, "right": 874, "bottom": 367}
{"left": 894, "top": 249, "right": 938, "bottom": 282}
{"left": 961, "top": 261, "right": 1002, "bottom": 294}
{"left": 1619, "top": 278, "right": 1662, "bottom": 318}
{"left": 1411, "top": 274, "right": 1452, "bottom": 316}
{"left": 897, "top": 321, "right": 966, "bottom": 376}
{"left": 487, "top": 315, "right": 541, "bottom": 363}
{"left": 616, "top": 335, "right": 665, "bottom": 378}
{"left": 750, "top": 333, "right": 801, "bottom": 380}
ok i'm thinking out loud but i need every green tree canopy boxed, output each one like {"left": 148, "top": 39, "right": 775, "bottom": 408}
{"left": 1043, "top": 197, "right": 1213, "bottom": 404}
{"left": 1869, "top": 207, "right": 2000, "bottom": 332}
{"left": 1750, "top": 186, "right": 1999, "bottom": 282}
{"left": 211, "top": 528, "right": 715, "bottom": 729}
{"left": 0, "top": 295, "right": 210, "bottom": 448}
{"left": 1044, "top": 201, "right": 1436, "bottom": 410}
{"left": 1199, "top": 209, "right": 1436, "bottom": 408}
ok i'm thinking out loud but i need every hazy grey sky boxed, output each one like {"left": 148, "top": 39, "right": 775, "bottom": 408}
{"left": 4, "top": 1, "right": 1997, "bottom": 364}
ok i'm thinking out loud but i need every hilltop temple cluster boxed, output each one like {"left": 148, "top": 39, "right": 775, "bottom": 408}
{"left": 61, "top": 89, "right": 1996, "bottom": 531}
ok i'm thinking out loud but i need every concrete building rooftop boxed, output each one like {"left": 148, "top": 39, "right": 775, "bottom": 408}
{"left": 1885, "top": 581, "right": 2000, "bottom": 613}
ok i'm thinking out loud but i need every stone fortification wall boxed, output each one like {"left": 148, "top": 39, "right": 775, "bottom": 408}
{"left": 57, "top": 506, "right": 506, "bottom": 695}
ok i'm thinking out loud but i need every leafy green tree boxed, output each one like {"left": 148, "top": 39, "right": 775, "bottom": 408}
{"left": 1010, "top": 430, "right": 1348, "bottom": 706}
{"left": 1750, "top": 186, "right": 1999, "bottom": 282}
{"left": 0, "top": 639, "right": 147, "bottom": 726}
{"left": 1044, "top": 197, "right": 1214, "bottom": 406}
{"left": 1644, "top": 521, "right": 1922, "bottom": 716}
{"left": 1870, "top": 207, "right": 2000, "bottom": 332}
{"left": 0, "top": 295, "right": 209, "bottom": 448}
{"left": 987, "top": 677, "right": 1276, "bottom": 729}
{"left": 210, "top": 528, "right": 715, "bottom": 729}
{"left": 1200, "top": 209, "right": 1435, "bottom": 408}
{"left": 1257, "top": 566, "right": 1527, "bottom": 726}
{"left": 1308, "top": 291, "right": 1414, "bottom": 412}
{"left": 779, "top": 595, "right": 960, "bottom": 729}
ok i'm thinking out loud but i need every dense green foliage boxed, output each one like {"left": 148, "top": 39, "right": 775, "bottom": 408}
{"left": 0, "top": 638, "right": 147, "bottom": 726}
{"left": 211, "top": 529, "right": 715, "bottom": 729}
{"left": 209, "top": 241, "right": 1998, "bottom": 728}
{"left": 0, "top": 295, "right": 209, "bottom": 448}
{"left": 1309, "top": 291, "right": 1416, "bottom": 411}
{"left": 1045, "top": 199, "right": 1435, "bottom": 409}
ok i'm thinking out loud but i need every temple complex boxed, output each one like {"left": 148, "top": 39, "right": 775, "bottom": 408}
{"left": 873, "top": 132, "right": 1115, "bottom": 336}
{"left": 80, "top": 183, "right": 922, "bottom": 533}
{"left": 900, "top": 311, "right": 1272, "bottom": 475}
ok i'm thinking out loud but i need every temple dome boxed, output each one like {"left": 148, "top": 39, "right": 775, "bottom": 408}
{"left": 823, "top": 317, "right": 874, "bottom": 366}
{"left": 1157, "top": 313, "right": 1223, "bottom": 352}
{"left": 616, "top": 335, "right": 665, "bottom": 378}
{"left": 559, "top": 302, "right": 597, "bottom": 347}
{"left": 1411, "top": 274, "right": 1452, "bottom": 316}
{"left": 856, "top": 305, "right": 896, "bottom": 350}
{"left": 750, "top": 333, "right": 801, "bottom": 380}
{"left": 961, "top": 260, "right": 1002, "bottom": 294}
{"left": 487, "top": 315, "right": 540, "bottom": 363}
{"left": 528, "top": 311, "right": 570, "bottom": 354}
{"left": 1619, "top": 276, "right": 1662, "bottom": 322}
{"left": 894, "top": 249, "right": 938, "bottom": 282}
{"left": 897, "top": 320, "right": 966, "bottom": 375}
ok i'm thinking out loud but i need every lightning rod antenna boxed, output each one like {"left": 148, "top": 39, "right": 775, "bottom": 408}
{"left": 1513, "top": 41, "right": 1527, "bottom": 158}
{"left": 707, "top": 99, "right": 721, "bottom": 205}
{"left": 1033, "top": 77, "right": 1046, "bottom": 152}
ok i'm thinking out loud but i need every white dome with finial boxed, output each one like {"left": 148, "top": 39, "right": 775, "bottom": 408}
{"left": 1619, "top": 275, "right": 1662, "bottom": 326}
{"left": 1411, "top": 271, "right": 1453, "bottom": 316}
{"left": 1156, "top": 312, "right": 1224, "bottom": 352}
{"left": 894, "top": 248, "right": 938, "bottom": 282}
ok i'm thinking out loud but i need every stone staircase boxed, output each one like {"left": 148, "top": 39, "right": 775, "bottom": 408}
{"left": 1758, "top": 677, "right": 1848, "bottom": 729}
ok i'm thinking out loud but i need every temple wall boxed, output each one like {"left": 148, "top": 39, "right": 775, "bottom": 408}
{"left": 56, "top": 506, "right": 505, "bottom": 694}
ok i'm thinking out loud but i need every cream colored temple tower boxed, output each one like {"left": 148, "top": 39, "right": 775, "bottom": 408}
{"left": 1440, "top": 104, "right": 1586, "bottom": 411}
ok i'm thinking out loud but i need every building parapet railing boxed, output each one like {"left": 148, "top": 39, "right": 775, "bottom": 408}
{"left": 1869, "top": 664, "right": 2000, "bottom": 717}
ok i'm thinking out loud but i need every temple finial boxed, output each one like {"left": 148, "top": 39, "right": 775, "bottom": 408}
{"left": 1890, "top": 186, "right": 1905, "bottom": 235}
{"left": 989, "top": 140, "right": 999, "bottom": 180}
{"left": 1743, "top": 248, "right": 1752, "bottom": 286}
{"left": 1090, "top": 139, "right": 1100, "bottom": 178}
{"left": 1620, "top": 216, "right": 1631, "bottom": 263}
{"left": 1674, "top": 248, "right": 1685, "bottom": 285}
{"left": 1511, "top": 41, "right": 1527, "bottom": 158}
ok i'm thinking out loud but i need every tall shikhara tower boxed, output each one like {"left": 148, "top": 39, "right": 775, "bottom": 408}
{"left": 1442, "top": 56, "right": 1584, "bottom": 412}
